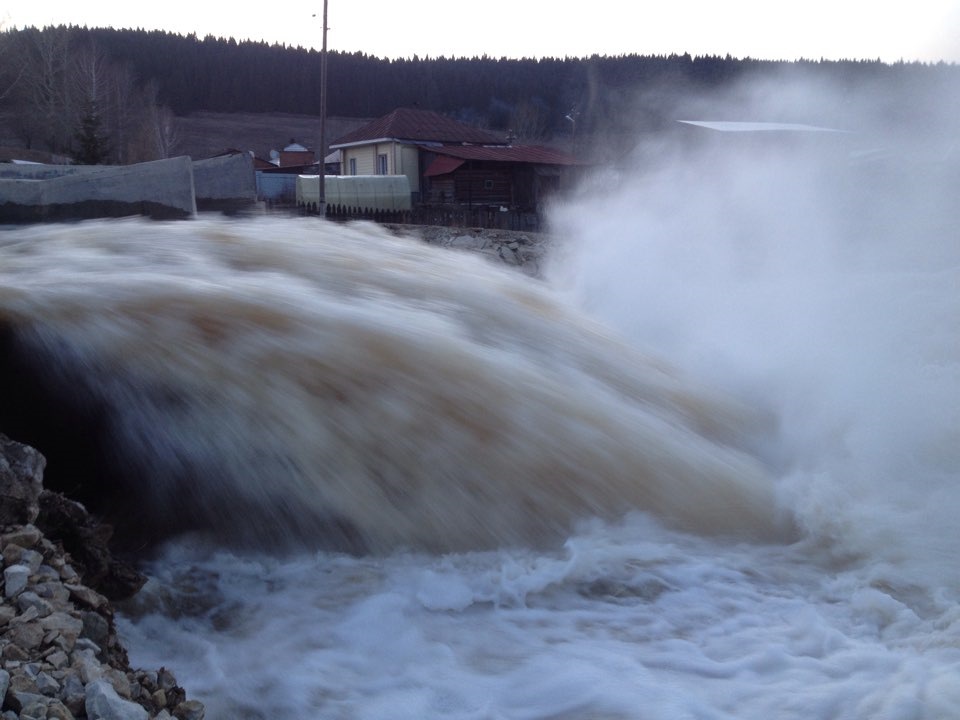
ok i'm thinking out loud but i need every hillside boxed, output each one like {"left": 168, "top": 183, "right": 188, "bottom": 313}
{"left": 173, "top": 112, "right": 373, "bottom": 162}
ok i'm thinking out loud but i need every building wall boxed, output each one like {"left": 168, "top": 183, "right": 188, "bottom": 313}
{"left": 399, "top": 145, "right": 421, "bottom": 195}
{"left": 453, "top": 165, "right": 514, "bottom": 206}
{"left": 339, "top": 141, "right": 421, "bottom": 196}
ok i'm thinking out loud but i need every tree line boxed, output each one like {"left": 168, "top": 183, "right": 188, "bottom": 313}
{"left": 2, "top": 25, "right": 957, "bottom": 164}
{"left": 0, "top": 26, "right": 179, "bottom": 163}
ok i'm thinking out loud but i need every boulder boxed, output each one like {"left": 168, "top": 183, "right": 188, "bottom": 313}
{"left": 0, "top": 434, "right": 45, "bottom": 525}
{"left": 85, "top": 680, "right": 149, "bottom": 720}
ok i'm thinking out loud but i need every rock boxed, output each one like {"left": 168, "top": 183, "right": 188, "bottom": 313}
{"left": 35, "top": 670, "right": 60, "bottom": 696}
{"left": 0, "top": 435, "right": 45, "bottom": 525}
{"left": 1, "top": 642, "right": 29, "bottom": 662}
{"left": 74, "top": 649, "right": 105, "bottom": 684}
{"left": 39, "top": 610, "right": 84, "bottom": 645}
{"left": 85, "top": 679, "right": 149, "bottom": 720}
{"left": 36, "top": 491, "right": 147, "bottom": 601}
{"left": 9, "top": 618, "right": 45, "bottom": 650}
{"left": 1, "top": 436, "right": 203, "bottom": 719}
{"left": 59, "top": 672, "right": 86, "bottom": 715}
{"left": 16, "top": 591, "right": 55, "bottom": 617}
{"left": 65, "top": 583, "right": 108, "bottom": 609}
{"left": 4, "top": 688, "right": 46, "bottom": 713}
{"left": 1, "top": 526, "right": 43, "bottom": 549}
{"left": 172, "top": 699, "right": 205, "bottom": 720}
{"left": 81, "top": 610, "right": 111, "bottom": 648}
{"left": 3, "top": 564, "right": 30, "bottom": 598}
{"left": 47, "top": 649, "right": 70, "bottom": 669}
{"left": 45, "top": 700, "right": 75, "bottom": 720}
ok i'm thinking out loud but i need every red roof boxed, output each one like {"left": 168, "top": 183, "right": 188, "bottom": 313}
{"left": 424, "top": 155, "right": 465, "bottom": 177}
{"left": 331, "top": 108, "right": 503, "bottom": 147}
{"left": 422, "top": 143, "right": 582, "bottom": 167}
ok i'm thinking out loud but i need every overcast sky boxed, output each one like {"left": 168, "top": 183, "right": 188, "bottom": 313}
{"left": 4, "top": 0, "right": 959, "bottom": 63}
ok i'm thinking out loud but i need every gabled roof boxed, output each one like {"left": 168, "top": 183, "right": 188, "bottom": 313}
{"left": 331, "top": 108, "right": 504, "bottom": 148}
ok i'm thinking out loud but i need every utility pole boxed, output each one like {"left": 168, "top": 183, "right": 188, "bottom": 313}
{"left": 318, "top": 0, "right": 329, "bottom": 217}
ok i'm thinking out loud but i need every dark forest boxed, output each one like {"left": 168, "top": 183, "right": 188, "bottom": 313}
{"left": 1, "top": 25, "right": 957, "bottom": 163}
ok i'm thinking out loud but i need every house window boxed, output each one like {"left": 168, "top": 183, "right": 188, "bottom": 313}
{"left": 349, "top": 158, "right": 357, "bottom": 175}
{"left": 376, "top": 153, "right": 388, "bottom": 175}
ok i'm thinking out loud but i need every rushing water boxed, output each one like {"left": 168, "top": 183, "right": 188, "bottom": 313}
{"left": 2, "top": 110, "right": 959, "bottom": 718}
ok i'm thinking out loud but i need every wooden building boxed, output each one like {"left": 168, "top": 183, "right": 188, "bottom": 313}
{"left": 330, "top": 108, "right": 583, "bottom": 213}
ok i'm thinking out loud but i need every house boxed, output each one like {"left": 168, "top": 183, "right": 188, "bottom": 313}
{"left": 255, "top": 142, "right": 348, "bottom": 205}
{"left": 276, "top": 140, "right": 315, "bottom": 168}
{"left": 329, "top": 108, "right": 583, "bottom": 212}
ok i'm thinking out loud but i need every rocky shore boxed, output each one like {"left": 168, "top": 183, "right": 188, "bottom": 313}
{"left": 1, "top": 434, "right": 204, "bottom": 720}
{"left": 387, "top": 224, "right": 551, "bottom": 277}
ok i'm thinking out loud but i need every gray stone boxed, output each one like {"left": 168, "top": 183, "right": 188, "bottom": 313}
{"left": 0, "top": 605, "right": 15, "bottom": 626}
{"left": 84, "top": 679, "right": 148, "bottom": 720}
{"left": 40, "top": 611, "right": 84, "bottom": 645}
{"left": 12, "top": 605, "right": 40, "bottom": 624}
{"left": 102, "top": 667, "right": 133, "bottom": 699}
{"left": 35, "top": 670, "right": 61, "bottom": 696}
{"left": 18, "top": 698, "right": 49, "bottom": 720}
{"left": 17, "top": 591, "right": 55, "bottom": 618}
{"left": 1, "top": 526, "right": 43, "bottom": 550}
{"left": 34, "top": 565, "right": 64, "bottom": 582}
{"left": 4, "top": 564, "right": 31, "bottom": 598}
{"left": 81, "top": 611, "right": 110, "bottom": 647}
{"left": 0, "top": 669, "right": 9, "bottom": 705}
{"left": 58, "top": 564, "right": 81, "bottom": 584}
{"left": 73, "top": 648, "right": 104, "bottom": 684}
{"left": 46, "top": 700, "right": 75, "bottom": 720}
{"left": 34, "top": 581, "right": 72, "bottom": 605}
{"left": 157, "top": 668, "right": 178, "bottom": 692}
{"left": 59, "top": 672, "right": 86, "bottom": 715}
{"left": 0, "top": 435, "right": 45, "bottom": 525}
{"left": 9, "top": 620, "right": 45, "bottom": 650}
{"left": 19, "top": 549, "right": 45, "bottom": 574}
{"left": 65, "top": 583, "right": 107, "bottom": 609}
{"left": 75, "top": 637, "right": 102, "bottom": 656}
{"left": 173, "top": 699, "right": 206, "bottom": 720}
{"left": 1, "top": 642, "right": 29, "bottom": 662}
{"left": 4, "top": 688, "right": 46, "bottom": 713}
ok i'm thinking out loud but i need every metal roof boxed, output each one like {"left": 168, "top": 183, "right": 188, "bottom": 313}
{"left": 331, "top": 107, "right": 504, "bottom": 147}
{"left": 678, "top": 120, "right": 849, "bottom": 133}
{"left": 424, "top": 155, "right": 465, "bottom": 177}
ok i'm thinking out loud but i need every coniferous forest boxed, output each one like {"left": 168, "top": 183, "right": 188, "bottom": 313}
{"left": 1, "top": 25, "right": 957, "bottom": 164}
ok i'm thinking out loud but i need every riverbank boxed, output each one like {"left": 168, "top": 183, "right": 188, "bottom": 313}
{"left": 1, "top": 433, "right": 204, "bottom": 720}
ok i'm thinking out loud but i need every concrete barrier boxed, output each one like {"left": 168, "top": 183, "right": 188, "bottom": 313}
{"left": 0, "top": 153, "right": 258, "bottom": 223}
{"left": 0, "top": 156, "right": 197, "bottom": 222}
{"left": 192, "top": 153, "right": 257, "bottom": 212}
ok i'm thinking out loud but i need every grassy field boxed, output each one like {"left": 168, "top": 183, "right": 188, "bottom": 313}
{"left": 174, "top": 112, "right": 371, "bottom": 162}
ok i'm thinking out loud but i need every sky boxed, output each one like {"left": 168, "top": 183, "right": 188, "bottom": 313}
{"left": 3, "top": 0, "right": 959, "bottom": 63}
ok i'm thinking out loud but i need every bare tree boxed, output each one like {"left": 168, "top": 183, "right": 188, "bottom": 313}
{"left": 18, "top": 27, "right": 74, "bottom": 153}
{"left": 509, "top": 99, "right": 550, "bottom": 142}
{"left": 69, "top": 40, "right": 114, "bottom": 163}
{"left": 123, "top": 80, "right": 181, "bottom": 162}
{"left": 141, "top": 80, "right": 180, "bottom": 159}
{"left": 0, "top": 26, "right": 28, "bottom": 103}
